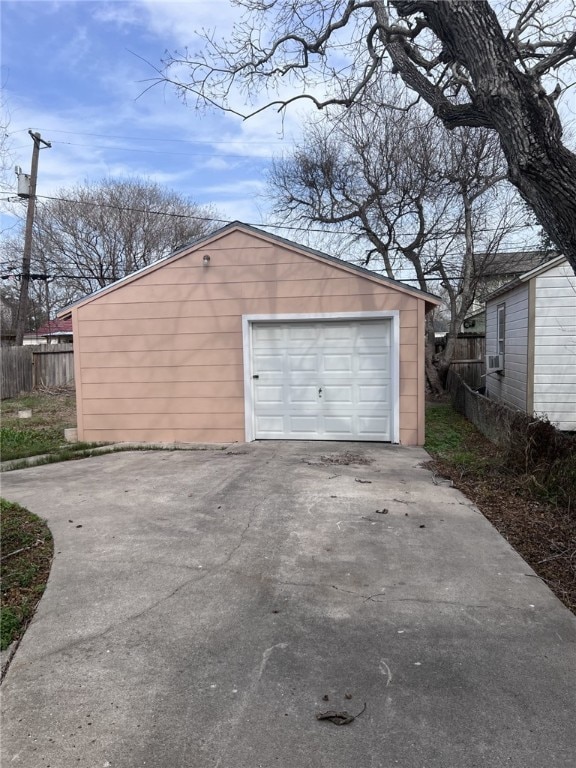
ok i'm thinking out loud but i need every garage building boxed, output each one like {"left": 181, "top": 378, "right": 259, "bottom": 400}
{"left": 60, "top": 222, "right": 440, "bottom": 445}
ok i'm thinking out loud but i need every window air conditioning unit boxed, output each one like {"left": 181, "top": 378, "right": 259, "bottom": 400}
{"left": 486, "top": 354, "right": 502, "bottom": 373}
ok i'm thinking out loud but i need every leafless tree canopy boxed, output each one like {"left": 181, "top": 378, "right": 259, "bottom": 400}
{"left": 0, "top": 94, "right": 16, "bottom": 232}
{"left": 0, "top": 178, "right": 217, "bottom": 327}
{"left": 161, "top": 0, "right": 576, "bottom": 273}
{"left": 268, "top": 93, "right": 522, "bottom": 389}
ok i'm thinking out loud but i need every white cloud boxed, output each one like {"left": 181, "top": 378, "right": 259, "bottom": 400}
{"left": 199, "top": 157, "right": 235, "bottom": 171}
{"left": 2, "top": 95, "right": 277, "bottom": 228}
{"left": 52, "top": 25, "right": 92, "bottom": 69}
{"left": 1, "top": 0, "right": 313, "bottom": 230}
{"left": 138, "top": 0, "right": 243, "bottom": 48}
{"left": 92, "top": 2, "right": 143, "bottom": 29}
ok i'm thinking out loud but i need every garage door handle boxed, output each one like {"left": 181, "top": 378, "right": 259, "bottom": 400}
{"left": 253, "top": 374, "right": 259, "bottom": 379}
{"left": 318, "top": 387, "right": 322, "bottom": 397}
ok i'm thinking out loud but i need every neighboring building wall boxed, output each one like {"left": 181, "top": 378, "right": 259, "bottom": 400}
{"left": 73, "top": 230, "right": 427, "bottom": 445}
{"left": 486, "top": 282, "right": 529, "bottom": 411}
{"left": 460, "top": 312, "right": 485, "bottom": 335}
{"left": 533, "top": 261, "right": 576, "bottom": 430}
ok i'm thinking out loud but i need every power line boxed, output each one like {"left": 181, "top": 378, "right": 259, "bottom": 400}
{"left": 48, "top": 139, "right": 276, "bottom": 160}
{"left": 1, "top": 192, "right": 542, "bottom": 242}
{"left": 7, "top": 128, "right": 289, "bottom": 146}
{"left": 0, "top": 262, "right": 548, "bottom": 286}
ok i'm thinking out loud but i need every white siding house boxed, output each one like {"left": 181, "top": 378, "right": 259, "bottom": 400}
{"left": 485, "top": 257, "right": 576, "bottom": 431}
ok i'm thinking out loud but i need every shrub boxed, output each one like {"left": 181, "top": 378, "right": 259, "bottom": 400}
{"left": 505, "top": 414, "right": 576, "bottom": 507}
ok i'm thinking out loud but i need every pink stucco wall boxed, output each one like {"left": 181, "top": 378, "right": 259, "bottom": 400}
{"left": 71, "top": 227, "right": 435, "bottom": 445}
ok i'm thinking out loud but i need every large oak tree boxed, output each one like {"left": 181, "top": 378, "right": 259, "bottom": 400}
{"left": 161, "top": 0, "right": 576, "bottom": 273}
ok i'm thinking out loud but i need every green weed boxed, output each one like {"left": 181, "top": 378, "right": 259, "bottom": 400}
{"left": 0, "top": 427, "right": 68, "bottom": 461}
{"left": 425, "top": 405, "right": 476, "bottom": 455}
{"left": 0, "top": 499, "right": 53, "bottom": 652}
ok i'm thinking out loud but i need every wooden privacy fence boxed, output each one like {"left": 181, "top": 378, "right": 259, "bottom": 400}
{"left": 449, "top": 359, "right": 485, "bottom": 390}
{"left": 1, "top": 344, "right": 74, "bottom": 399}
{"left": 448, "top": 334, "right": 486, "bottom": 390}
{"left": 452, "top": 334, "right": 485, "bottom": 361}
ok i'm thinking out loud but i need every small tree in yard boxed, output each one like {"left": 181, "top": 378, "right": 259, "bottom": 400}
{"left": 268, "top": 92, "right": 521, "bottom": 391}
{"left": 159, "top": 0, "right": 576, "bottom": 275}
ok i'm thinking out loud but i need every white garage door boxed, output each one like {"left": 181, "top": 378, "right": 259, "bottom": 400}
{"left": 251, "top": 320, "right": 392, "bottom": 440}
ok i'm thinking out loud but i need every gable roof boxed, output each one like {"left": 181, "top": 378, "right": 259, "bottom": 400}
{"left": 462, "top": 307, "right": 485, "bottom": 322}
{"left": 486, "top": 255, "right": 569, "bottom": 302}
{"left": 475, "top": 249, "right": 558, "bottom": 277}
{"left": 58, "top": 221, "right": 441, "bottom": 317}
{"left": 33, "top": 318, "right": 73, "bottom": 336}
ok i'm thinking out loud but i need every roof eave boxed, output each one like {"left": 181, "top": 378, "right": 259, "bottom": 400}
{"left": 485, "top": 255, "right": 567, "bottom": 303}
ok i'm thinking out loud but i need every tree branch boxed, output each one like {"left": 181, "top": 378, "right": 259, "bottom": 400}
{"left": 531, "top": 31, "right": 576, "bottom": 75}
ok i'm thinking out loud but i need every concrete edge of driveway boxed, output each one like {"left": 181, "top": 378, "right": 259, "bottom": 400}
{"left": 0, "top": 641, "right": 18, "bottom": 682}
{"left": 0, "top": 441, "right": 236, "bottom": 472}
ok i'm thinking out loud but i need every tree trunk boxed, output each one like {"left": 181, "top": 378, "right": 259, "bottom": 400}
{"left": 425, "top": 315, "right": 444, "bottom": 395}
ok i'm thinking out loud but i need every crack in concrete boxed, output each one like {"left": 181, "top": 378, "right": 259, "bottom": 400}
{"left": 219, "top": 506, "right": 256, "bottom": 568}
{"left": 7, "top": 461, "right": 276, "bottom": 667}
{"left": 380, "top": 597, "right": 491, "bottom": 608}
{"left": 222, "top": 568, "right": 498, "bottom": 611}
{"left": 20, "top": 505, "right": 264, "bottom": 663}
{"left": 223, "top": 568, "right": 377, "bottom": 600}
{"left": 14, "top": 567, "right": 216, "bottom": 666}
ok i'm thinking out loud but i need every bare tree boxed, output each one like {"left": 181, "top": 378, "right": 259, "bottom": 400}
{"left": 268, "top": 96, "right": 521, "bottom": 390}
{"left": 0, "top": 272, "right": 50, "bottom": 340}
{"left": 159, "top": 0, "right": 576, "bottom": 274}
{"left": 9, "top": 177, "right": 218, "bottom": 303}
{"left": 0, "top": 95, "right": 13, "bottom": 195}
{"left": 0, "top": 93, "right": 17, "bottom": 239}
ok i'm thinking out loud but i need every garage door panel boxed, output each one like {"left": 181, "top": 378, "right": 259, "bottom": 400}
{"left": 323, "top": 385, "right": 353, "bottom": 404}
{"left": 254, "top": 354, "right": 283, "bottom": 373}
{"left": 359, "top": 323, "right": 390, "bottom": 339}
{"left": 254, "top": 385, "right": 283, "bottom": 403}
{"left": 288, "top": 354, "right": 317, "bottom": 371}
{"left": 253, "top": 326, "right": 284, "bottom": 343}
{"left": 358, "top": 416, "right": 390, "bottom": 436}
{"left": 288, "top": 326, "right": 318, "bottom": 341}
{"left": 289, "top": 386, "right": 318, "bottom": 403}
{"left": 324, "top": 416, "right": 353, "bottom": 435}
{"left": 358, "top": 384, "right": 390, "bottom": 404}
{"left": 323, "top": 354, "right": 353, "bottom": 373}
{"left": 323, "top": 325, "right": 354, "bottom": 341}
{"left": 289, "top": 415, "right": 320, "bottom": 434}
{"left": 252, "top": 320, "right": 392, "bottom": 441}
{"left": 255, "top": 415, "right": 285, "bottom": 435}
{"left": 358, "top": 353, "right": 389, "bottom": 372}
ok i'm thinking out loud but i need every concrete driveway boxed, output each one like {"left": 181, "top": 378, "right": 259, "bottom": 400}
{"left": 1, "top": 442, "right": 575, "bottom": 768}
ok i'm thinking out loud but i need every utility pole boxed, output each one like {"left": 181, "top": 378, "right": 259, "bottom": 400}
{"left": 14, "top": 130, "right": 51, "bottom": 345}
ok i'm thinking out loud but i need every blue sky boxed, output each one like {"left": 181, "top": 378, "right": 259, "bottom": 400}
{"left": 1, "top": 0, "right": 310, "bottom": 229}
{"left": 2, "top": 1, "right": 574, "bottom": 254}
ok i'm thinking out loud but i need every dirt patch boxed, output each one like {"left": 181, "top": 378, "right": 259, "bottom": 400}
{"left": 318, "top": 452, "right": 374, "bottom": 466}
{"left": 1, "top": 387, "right": 76, "bottom": 429}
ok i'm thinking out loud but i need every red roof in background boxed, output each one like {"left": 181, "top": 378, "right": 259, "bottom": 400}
{"left": 33, "top": 318, "right": 73, "bottom": 336}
